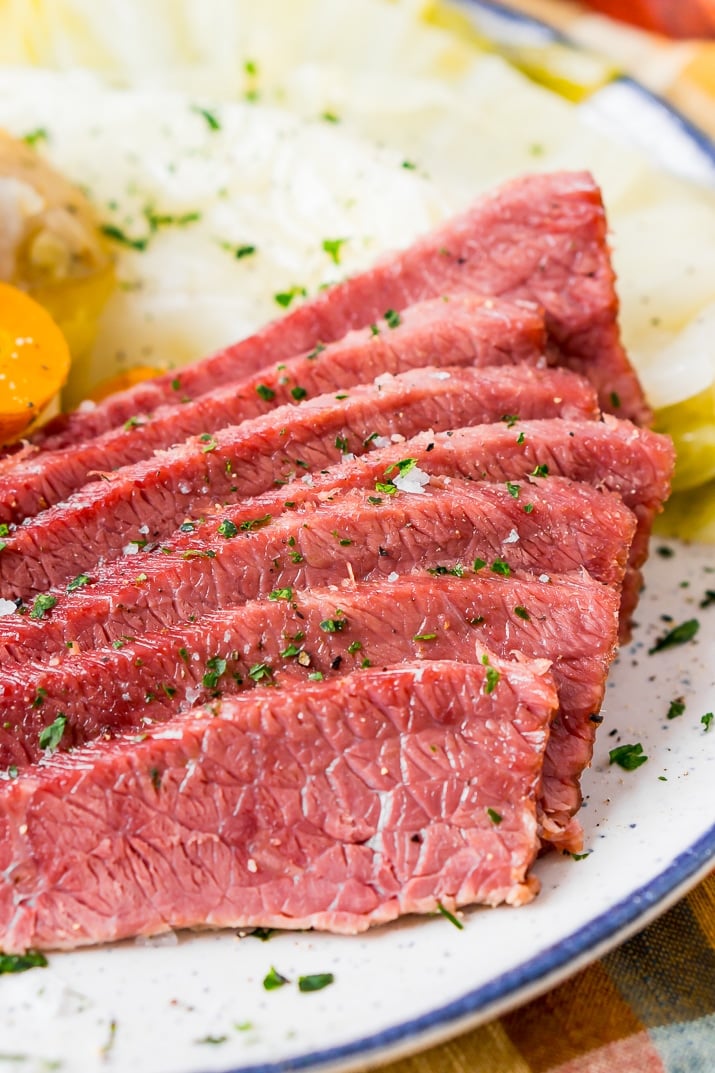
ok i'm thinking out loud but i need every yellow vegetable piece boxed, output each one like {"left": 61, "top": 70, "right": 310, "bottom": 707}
{"left": 0, "top": 282, "right": 70, "bottom": 442}
{"left": 89, "top": 364, "right": 161, "bottom": 403}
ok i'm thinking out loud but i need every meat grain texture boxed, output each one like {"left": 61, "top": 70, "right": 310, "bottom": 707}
{"left": 0, "top": 171, "right": 674, "bottom": 953}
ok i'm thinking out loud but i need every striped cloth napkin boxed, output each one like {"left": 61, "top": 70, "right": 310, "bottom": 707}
{"left": 378, "top": 5, "right": 715, "bottom": 1071}
{"left": 378, "top": 871, "right": 715, "bottom": 1071}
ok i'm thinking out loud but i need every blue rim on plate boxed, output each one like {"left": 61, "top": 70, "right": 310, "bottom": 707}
{"left": 203, "top": 825, "right": 715, "bottom": 1073}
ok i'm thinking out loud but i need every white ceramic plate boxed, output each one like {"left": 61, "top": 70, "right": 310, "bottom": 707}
{"left": 2, "top": 5, "right": 715, "bottom": 1072}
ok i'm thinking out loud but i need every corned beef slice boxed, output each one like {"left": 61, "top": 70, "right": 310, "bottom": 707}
{"left": 0, "top": 366, "right": 598, "bottom": 599}
{"left": 0, "top": 475, "right": 635, "bottom": 665}
{"left": 0, "top": 418, "right": 672, "bottom": 630}
{"left": 0, "top": 296, "right": 548, "bottom": 524}
{"left": 0, "top": 573, "right": 621, "bottom": 848}
{"left": 0, "top": 659, "right": 558, "bottom": 952}
{"left": 29, "top": 169, "right": 647, "bottom": 454}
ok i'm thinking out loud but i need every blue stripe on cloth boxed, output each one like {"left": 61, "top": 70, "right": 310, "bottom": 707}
{"left": 652, "top": 1014, "right": 715, "bottom": 1073}
{"left": 603, "top": 897, "right": 715, "bottom": 1028}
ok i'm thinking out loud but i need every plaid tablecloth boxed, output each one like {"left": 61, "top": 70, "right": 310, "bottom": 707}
{"left": 379, "top": 4, "right": 715, "bottom": 1071}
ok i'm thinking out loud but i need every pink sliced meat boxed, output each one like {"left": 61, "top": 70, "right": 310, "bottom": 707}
{"left": 0, "top": 475, "right": 634, "bottom": 666}
{"left": 0, "top": 572, "right": 621, "bottom": 849}
{"left": 0, "top": 657, "right": 558, "bottom": 952}
{"left": 0, "top": 364, "right": 597, "bottom": 600}
{"left": 0, "top": 295, "right": 547, "bottom": 523}
{"left": 24, "top": 169, "right": 648, "bottom": 454}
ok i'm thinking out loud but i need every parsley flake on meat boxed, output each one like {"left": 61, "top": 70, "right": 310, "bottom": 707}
{"left": 39, "top": 713, "right": 67, "bottom": 753}
{"left": 30, "top": 593, "right": 57, "bottom": 620}
{"left": 218, "top": 519, "right": 238, "bottom": 539}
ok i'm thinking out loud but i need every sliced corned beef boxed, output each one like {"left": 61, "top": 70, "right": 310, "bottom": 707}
{"left": 0, "top": 572, "right": 621, "bottom": 849}
{"left": 0, "top": 365, "right": 598, "bottom": 599}
{"left": 0, "top": 417, "right": 672, "bottom": 634}
{"left": 0, "top": 296, "right": 548, "bottom": 523}
{"left": 0, "top": 658, "right": 558, "bottom": 952}
{"left": 25, "top": 170, "right": 647, "bottom": 454}
{"left": 0, "top": 475, "right": 634, "bottom": 666}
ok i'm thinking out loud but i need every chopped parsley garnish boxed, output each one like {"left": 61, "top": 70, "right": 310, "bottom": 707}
{"left": 281, "top": 643, "right": 302, "bottom": 658}
{"left": 514, "top": 606, "right": 530, "bottom": 621}
{"left": 223, "top": 243, "right": 256, "bottom": 260}
{"left": 244, "top": 59, "right": 259, "bottom": 76}
{"left": 486, "top": 807, "right": 502, "bottom": 824}
{"left": 384, "top": 309, "right": 401, "bottom": 329}
{"left": 648, "top": 618, "right": 699, "bottom": 654}
{"left": 306, "top": 343, "right": 326, "bottom": 361}
{"left": 347, "top": 641, "right": 363, "bottom": 654}
{"left": 218, "top": 518, "right": 238, "bottom": 539}
{"left": 322, "top": 238, "right": 347, "bottom": 265}
{"left": 320, "top": 617, "right": 347, "bottom": 633}
{"left": 199, "top": 433, "right": 218, "bottom": 453}
{"left": 31, "top": 688, "right": 47, "bottom": 709}
{"left": 413, "top": 632, "right": 437, "bottom": 642}
{"left": 0, "top": 951, "right": 48, "bottom": 975}
{"left": 321, "top": 111, "right": 340, "bottom": 123}
{"left": 308, "top": 671, "right": 324, "bottom": 681}
{"left": 375, "top": 481, "right": 397, "bottom": 496}
{"left": 145, "top": 208, "right": 201, "bottom": 230}
{"left": 124, "top": 415, "right": 143, "bottom": 430}
{"left": 291, "top": 386, "right": 308, "bottom": 401}
{"left": 192, "top": 104, "right": 221, "bottom": 131}
{"left": 428, "top": 564, "right": 464, "bottom": 577}
{"left": 530, "top": 463, "right": 549, "bottom": 478}
{"left": 202, "top": 657, "right": 227, "bottom": 690}
{"left": 609, "top": 742, "right": 648, "bottom": 771}
{"left": 610, "top": 391, "right": 621, "bottom": 408}
{"left": 39, "top": 713, "right": 67, "bottom": 753}
{"left": 182, "top": 549, "right": 216, "bottom": 560}
{"left": 30, "top": 593, "right": 57, "bottom": 620}
{"left": 100, "top": 224, "right": 148, "bottom": 252}
{"left": 401, "top": 160, "right": 417, "bottom": 170}
{"left": 269, "top": 588, "right": 293, "bottom": 601}
{"left": 506, "top": 482, "right": 520, "bottom": 499}
{"left": 702, "top": 712, "right": 713, "bottom": 732}
{"left": 289, "top": 551, "right": 304, "bottom": 563}
{"left": 666, "top": 698, "right": 686, "bottom": 720}
{"left": 22, "top": 128, "right": 48, "bottom": 147}
{"left": 699, "top": 590, "right": 715, "bottom": 609}
{"left": 516, "top": 431, "right": 525, "bottom": 445}
{"left": 180, "top": 521, "right": 196, "bottom": 533}
{"left": 523, "top": 503, "right": 534, "bottom": 514}
{"left": 274, "top": 286, "right": 306, "bottom": 309}
{"left": 255, "top": 383, "right": 276, "bottom": 402}
{"left": 490, "top": 559, "right": 510, "bottom": 577}
{"left": 67, "top": 573, "right": 91, "bottom": 592}
{"left": 435, "top": 901, "right": 464, "bottom": 930}
{"left": 248, "top": 662, "right": 273, "bottom": 683}
{"left": 263, "top": 966, "right": 289, "bottom": 991}
{"left": 502, "top": 414, "right": 519, "bottom": 428}
{"left": 240, "top": 514, "right": 272, "bottom": 531}
{"left": 335, "top": 435, "right": 349, "bottom": 453}
{"left": 483, "top": 665, "right": 500, "bottom": 694}
{"left": 196, "top": 1035, "right": 228, "bottom": 1046}
{"left": 298, "top": 973, "right": 335, "bottom": 992}
{"left": 473, "top": 558, "right": 486, "bottom": 572}
{"left": 384, "top": 457, "right": 417, "bottom": 478}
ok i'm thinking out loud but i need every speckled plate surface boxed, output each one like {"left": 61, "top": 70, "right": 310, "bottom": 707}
{"left": 2, "top": 5, "right": 715, "bottom": 1073}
